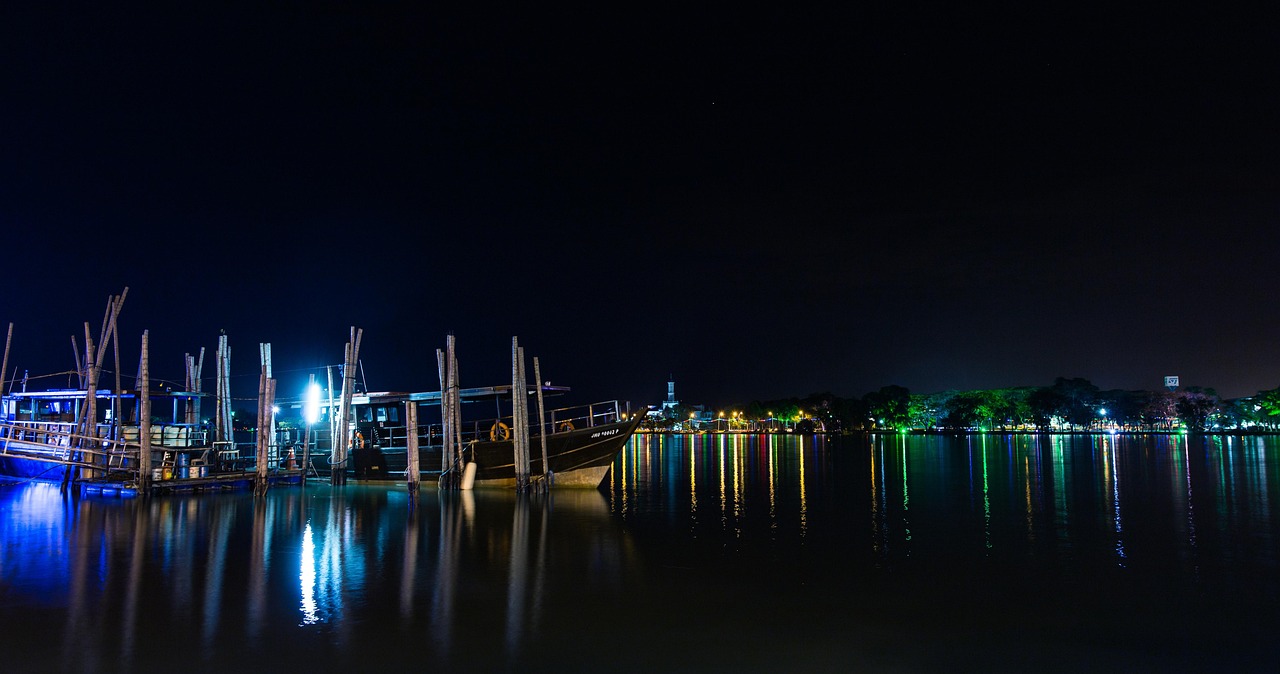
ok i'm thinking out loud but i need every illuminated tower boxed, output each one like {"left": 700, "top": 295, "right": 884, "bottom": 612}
{"left": 661, "top": 376, "right": 679, "bottom": 417}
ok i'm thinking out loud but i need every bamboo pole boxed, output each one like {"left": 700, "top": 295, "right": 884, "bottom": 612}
{"left": 222, "top": 337, "right": 232, "bottom": 445}
{"left": 139, "top": 331, "right": 151, "bottom": 494}
{"left": 263, "top": 343, "right": 275, "bottom": 469}
{"left": 214, "top": 337, "right": 225, "bottom": 444}
{"left": 512, "top": 337, "right": 529, "bottom": 491}
{"left": 184, "top": 354, "right": 195, "bottom": 424}
{"left": 1, "top": 322, "right": 12, "bottom": 397}
{"left": 83, "top": 325, "right": 102, "bottom": 479}
{"left": 437, "top": 348, "right": 450, "bottom": 487}
{"left": 111, "top": 289, "right": 127, "bottom": 396}
{"left": 301, "top": 373, "right": 315, "bottom": 483}
{"left": 71, "top": 335, "right": 83, "bottom": 390}
{"left": 335, "top": 344, "right": 350, "bottom": 486}
{"left": 332, "top": 327, "right": 362, "bottom": 486}
{"left": 107, "top": 291, "right": 126, "bottom": 446}
{"left": 254, "top": 344, "right": 267, "bottom": 494}
{"left": 437, "top": 333, "right": 463, "bottom": 490}
{"left": 449, "top": 334, "right": 462, "bottom": 473}
{"left": 325, "top": 365, "right": 335, "bottom": 475}
{"left": 406, "top": 399, "right": 420, "bottom": 495}
{"left": 194, "top": 347, "right": 204, "bottom": 430}
{"left": 534, "top": 356, "right": 551, "bottom": 487}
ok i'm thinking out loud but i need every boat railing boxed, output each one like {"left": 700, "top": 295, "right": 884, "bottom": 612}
{"left": 323, "top": 400, "right": 626, "bottom": 453}
{"left": 464, "top": 399, "right": 625, "bottom": 442}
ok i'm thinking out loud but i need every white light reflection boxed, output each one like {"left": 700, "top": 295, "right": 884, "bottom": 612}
{"left": 300, "top": 521, "right": 318, "bottom": 625}
{"left": 900, "top": 433, "right": 911, "bottom": 546}
{"left": 689, "top": 437, "right": 697, "bottom": 531}
{"left": 982, "top": 435, "right": 991, "bottom": 552}
{"left": 1103, "top": 439, "right": 1126, "bottom": 566}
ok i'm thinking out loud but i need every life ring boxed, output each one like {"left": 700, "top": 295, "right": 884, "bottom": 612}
{"left": 351, "top": 430, "right": 365, "bottom": 451}
{"left": 558, "top": 420, "right": 575, "bottom": 433}
{"left": 490, "top": 421, "right": 511, "bottom": 442}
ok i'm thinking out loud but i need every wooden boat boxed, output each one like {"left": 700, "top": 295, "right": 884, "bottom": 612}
{"left": 0, "top": 388, "right": 216, "bottom": 485}
{"left": 1, "top": 383, "right": 643, "bottom": 492}
{"left": 304, "top": 387, "right": 644, "bottom": 488}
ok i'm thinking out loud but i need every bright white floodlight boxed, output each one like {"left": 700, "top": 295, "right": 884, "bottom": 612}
{"left": 304, "top": 382, "right": 322, "bottom": 425}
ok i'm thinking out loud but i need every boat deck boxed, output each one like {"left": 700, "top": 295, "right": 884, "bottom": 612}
{"left": 79, "top": 469, "right": 305, "bottom": 497}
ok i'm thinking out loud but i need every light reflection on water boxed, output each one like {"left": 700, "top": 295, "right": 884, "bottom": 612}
{"left": 2, "top": 433, "right": 1280, "bottom": 670}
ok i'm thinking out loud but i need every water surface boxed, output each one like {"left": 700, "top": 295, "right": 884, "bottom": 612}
{"left": 3, "top": 433, "right": 1279, "bottom": 671}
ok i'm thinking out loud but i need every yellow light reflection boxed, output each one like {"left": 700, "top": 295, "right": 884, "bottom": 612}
{"left": 689, "top": 434, "right": 697, "bottom": 523}
{"left": 798, "top": 434, "right": 807, "bottom": 538}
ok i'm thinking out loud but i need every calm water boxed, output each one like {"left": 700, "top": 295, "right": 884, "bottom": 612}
{"left": 3, "top": 433, "right": 1280, "bottom": 672}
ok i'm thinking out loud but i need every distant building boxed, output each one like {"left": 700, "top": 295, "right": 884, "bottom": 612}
{"left": 660, "top": 377, "right": 679, "bottom": 418}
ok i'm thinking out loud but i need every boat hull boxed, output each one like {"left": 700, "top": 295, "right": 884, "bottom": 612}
{"left": 336, "top": 414, "right": 642, "bottom": 488}
{"left": 0, "top": 441, "right": 71, "bottom": 482}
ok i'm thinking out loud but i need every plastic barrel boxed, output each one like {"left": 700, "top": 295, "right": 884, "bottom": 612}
{"left": 461, "top": 462, "right": 478, "bottom": 490}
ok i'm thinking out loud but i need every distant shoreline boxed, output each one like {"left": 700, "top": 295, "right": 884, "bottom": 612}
{"left": 639, "top": 429, "right": 1280, "bottom": 437}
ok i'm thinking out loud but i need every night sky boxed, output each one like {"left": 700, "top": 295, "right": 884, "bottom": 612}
{"left": 2, "top": 4, "right": 1277, "bottom": 408}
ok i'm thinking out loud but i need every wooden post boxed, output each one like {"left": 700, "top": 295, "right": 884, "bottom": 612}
{"left": 255, "top": 361, "right": 266, "bottom": 493}
{"left": 184, "top": 353, "right": 195, "bottom": 424}
{"left": 194, "top": 347, "right": 204, "bottom": 430}
{"left": 437, "top": 348, "right": 451, "bottom": 488}
{"left": 300, "top": 372, "right": 314, "bottom": 484}
{"left": 66, "top": 321, "right": 105, "bottom": 484}
{"left": 405, "top": 400, "right": 420, "bottom": 495}
{"left": 221, "top": 336, "right": 232, "bottom": 445}
{"left": 325, "top": 365, "right": 335, "bottom": 476}
{"left": 512, "top": 337, "right": 529, "bottom": 491}
{"left": 139, "top": 331, "right": 151, "bottom": 495}
{"left": 111, "top": 290, "right": 127, "bottom": 441}
{"left": 437, "top": 334, "right": 464, "bottom": 490}
{"left": 261, "top": 343, "right": 274, "bottom": 469}
{"left": 254, "top": 341, "right": 273, "bottom": 496}
{"left": 449, "top": 334, "right": 462, "bottom": 476}
{"left": 215, "top": 336, "right": 226, "bottom": 444}
{"left": 332, "top": 327, "right": 362, "bottom": 486}
{"left": 534, "top": 356, "right": 551, "bottom": 487}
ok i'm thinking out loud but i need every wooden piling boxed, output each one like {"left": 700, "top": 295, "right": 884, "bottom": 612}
{"left": 139, "top": 331, "right": 151, "bottom": 494}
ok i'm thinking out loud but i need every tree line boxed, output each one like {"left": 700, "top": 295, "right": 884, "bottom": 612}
{"left": 731, "top": 378, "right": 1280, "bottom": 433}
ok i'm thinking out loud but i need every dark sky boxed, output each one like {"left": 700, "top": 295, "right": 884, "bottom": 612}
{"left": 2, "top": 4, "right": 1277, "bottom": 408}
